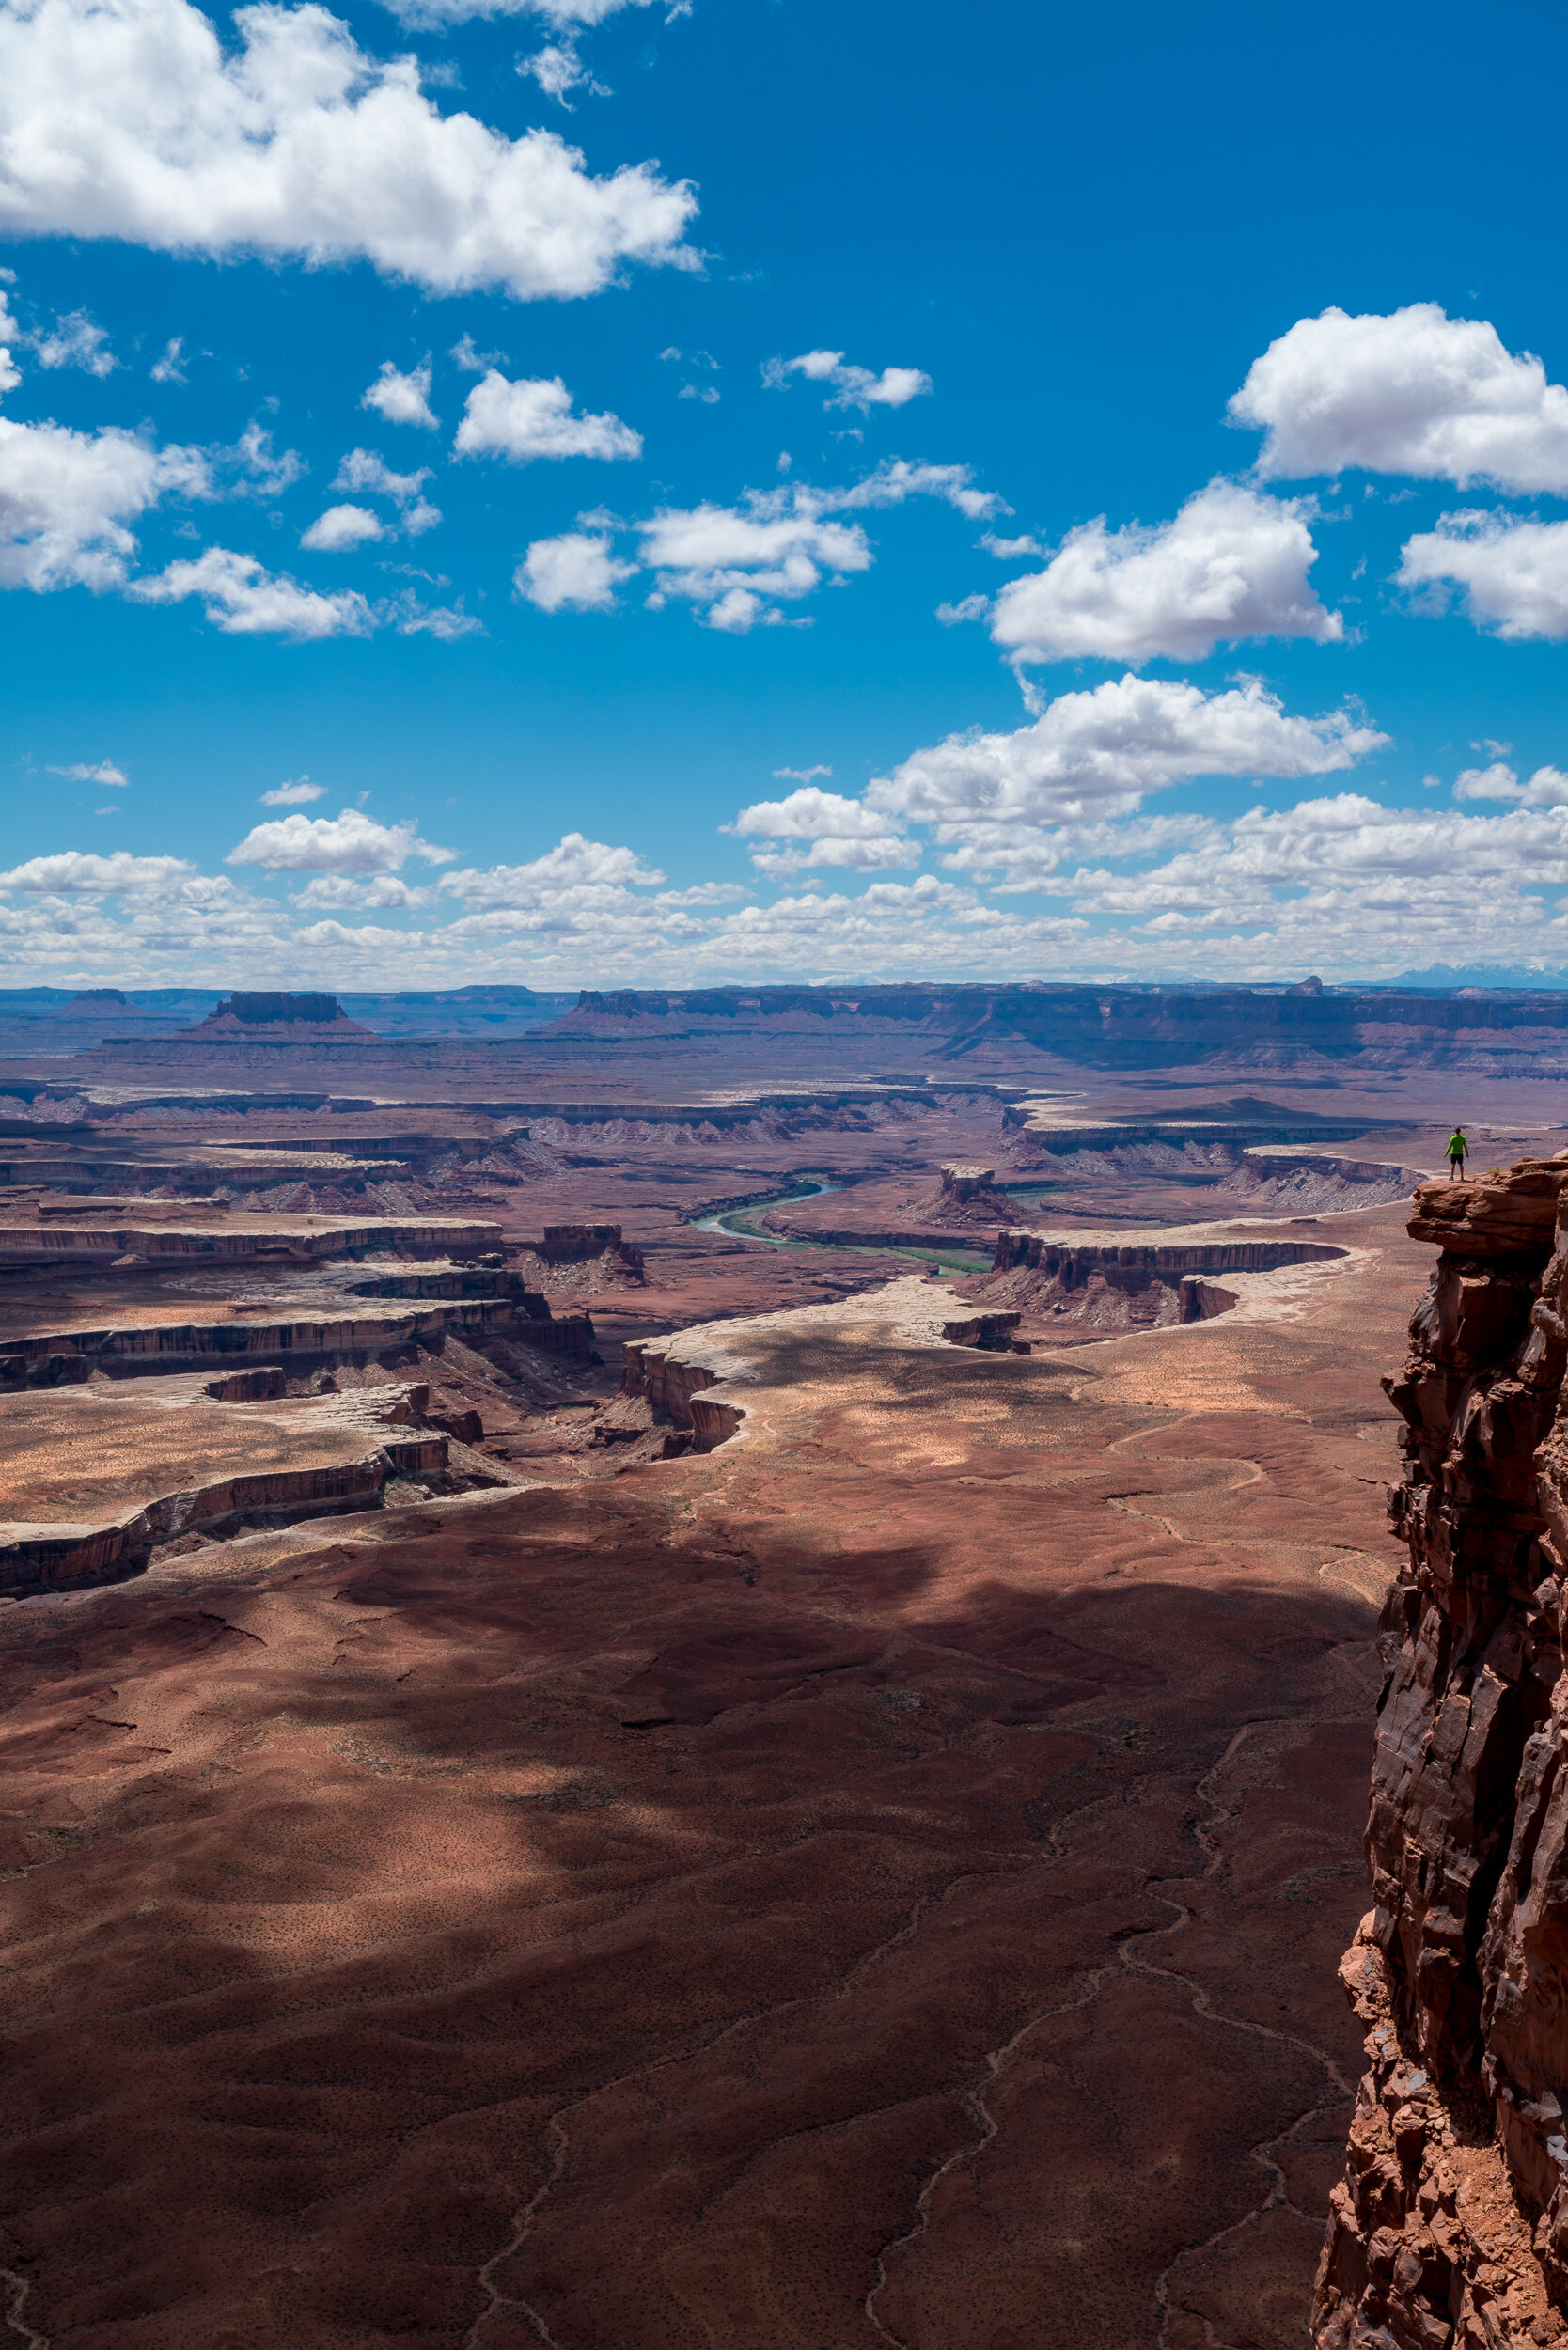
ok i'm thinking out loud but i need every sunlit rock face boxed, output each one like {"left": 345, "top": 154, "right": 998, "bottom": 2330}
{"left": 1316, "top": 1157, "right": 1568, "bottom": 2350}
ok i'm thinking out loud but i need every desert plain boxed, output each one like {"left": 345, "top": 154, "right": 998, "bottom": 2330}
{"left": 1, "top": 979, "right": 1560, "bottom": 2349}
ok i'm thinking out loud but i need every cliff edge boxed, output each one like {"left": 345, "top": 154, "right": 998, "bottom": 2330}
{"left": 1316, "top": 1156, "right": 1568, "bottom": 2350}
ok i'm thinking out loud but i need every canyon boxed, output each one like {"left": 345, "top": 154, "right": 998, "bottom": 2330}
{"left": 4, "top": 983, "right": 1568, "bottom": 2347}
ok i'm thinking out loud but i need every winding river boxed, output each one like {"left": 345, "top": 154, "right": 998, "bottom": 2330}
{"left": 694, "top": 1177, "right": 841, "bottom": 1246}
{"left": 693, "top": 1178, "right": 993, "bottom": 1274}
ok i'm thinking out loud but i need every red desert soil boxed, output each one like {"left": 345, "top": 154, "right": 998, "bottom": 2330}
{"left": 0, "top": 1202, "right": 1422, "bottom": 2349}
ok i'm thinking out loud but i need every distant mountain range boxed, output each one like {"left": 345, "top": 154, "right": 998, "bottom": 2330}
{"left": 1372, "top": 965, "right": 1568, "bottom": 992}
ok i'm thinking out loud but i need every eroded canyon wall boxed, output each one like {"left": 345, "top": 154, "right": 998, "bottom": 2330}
{"left": 1316, "top": 1160, "right": 1568, "bottom": 2350}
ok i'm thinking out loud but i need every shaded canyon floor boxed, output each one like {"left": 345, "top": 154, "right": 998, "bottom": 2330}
{"left": 0, "top": 1213, "right": 1427, "bottom": 2349}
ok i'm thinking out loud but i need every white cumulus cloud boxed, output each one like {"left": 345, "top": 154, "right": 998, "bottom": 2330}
{"left": 868, "top": 673, "right": 1387, "bottom": 839}
{"left": 0, "top": 0, "right": 699, "bottom": 300}
{"left": 639, "top": 492, "right": 871, "bottom": 625}
{"left": 517, "top": 34, "right": 607, "bottom": 104}
{"left": 18, "top": 767, "right": 1568, "bottom": 986}
{"left": 450, "top": 333, "right": 504, "bottom": 373}
{"left": 637, "top": 466, "right": 999, "bottom": 628}
{"left": 313, "top": 447, "right": 440, "bottom": 536}
{"left": 290, "top": 872, "right": 433, "bottom": 908}
{"left": 301, "top": 502, "right": 384, "bottom": 551}
{"left": 384, "top": 0, "right": 657, "bottom": 26}
{"left": 515, "top": 528, "right": 635, "bottom": 612}
{"left": 130, "top": 546, "right": 374, "bottom": 637}
{"left": 32, "top": 308, "right": 116, "bottom": 376}
{"left": 362, "top": 358, "right": 438, "bottom": 431}
{"left": 1451, "top": 760, "right": 1568, "bottom": 805}
{"left": 0, "top": 415, "right": 205, "bottom": 592}
{"left": 0, "top": 849, "right": 195, "bottom": 893}
{"left": 987, "top": 480, "right": 1341, "bottom": 666}
{"left": 729, "top": 786, "right": 903, "bottom": 842}
{"left": 0, "top": 285, "right": 21, "bottom": 393}
{"left": 1065, "top": 797, "right": 1568, "bottom": 948}
{"left": 728, "top": 785, "right": 917, "bottom": 879}
{"left": 765, "top": 350, "right": 933, "bottom": 412}
{"left": 335, "top": 447, "right": 431, "bottom": 507}
{"left": 453, "top": 371, "right": 642, "bottom": 462}
{"left": 438, "top": 831, "right": 663, "bottom": 906}
{"left": 694, "top": 873, "right": 1027, "bottom": 974}
{"left": 1231, "top": 303, "right": 1568, "bottom": 494}
{"left": 391, "top": 592, "right": 481, "bottom": 640}
{"left": 1398, "top": 510, "right": 1568, "bottom": 642}
{"left": 259, "top": 776, "right": 324, "bottom": 804}
{"left": 214, "top": 421, "right": 305, "bottom": 500}
{"left": 227, "top": 807, "right": 454, "bottom": 872}
{"left": 721, "top": 678, "right": 1386, "bottom": 891}
{"left": 46, "top": 759, "right": 129, "bottom": 784}
{"left": 833, "top": 458, "right": 1000, "bottom": 520}
{"left": 515, "top": 459, "right": 1002, "bottom": 632}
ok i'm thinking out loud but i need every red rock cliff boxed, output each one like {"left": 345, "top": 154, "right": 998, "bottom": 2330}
{"left": 1315, "top": 1158, "right": 1568, "bottom": 2350}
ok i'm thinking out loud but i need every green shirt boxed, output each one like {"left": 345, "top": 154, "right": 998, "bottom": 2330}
{"left": 1448, "top": 1134, "right": 1466, "bottom": 1159}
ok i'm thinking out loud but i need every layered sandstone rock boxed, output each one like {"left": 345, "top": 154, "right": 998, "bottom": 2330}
{"left": 1315, "top": 1157, "right": 1568, "bottom": 2350}
{"left": 538, "top": 1220, "right": 645, "bottom": 1276}
{"left": 619, "top": 1332, "right": 745, "bottom": 1449}
{"left": 964, "top": 1225, "right": 1347, "bottom": 1335}
{"left": 0, "top": 1213, "right": 499, "bottom": 1262}
{"left": 939, "top": 1161, "right": 1000, "bottom": 1200}
{"left": 0, "top": 1296, "right": 517, "bottom": 1378}
{"left": 187, "top": 991, "right": 375, "bottom": 1038}
{"left": 989, "top": 1227, "right": 1344, "bottom": 1279}
{"left": 0, "top": 1379, "right": 454, "bottom": 1597}
{"left": 940, "top": 1308, "right": 1025, "bottom": 1352}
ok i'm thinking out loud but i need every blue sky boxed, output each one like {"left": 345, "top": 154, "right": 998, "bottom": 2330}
{"left": 3, "top": 0, "right": 1568, "bottom": 988}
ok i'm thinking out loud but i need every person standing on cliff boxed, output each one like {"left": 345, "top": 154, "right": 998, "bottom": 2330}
{"left": 1447, "top": 1126, "right": 1468, "bottom": 1178}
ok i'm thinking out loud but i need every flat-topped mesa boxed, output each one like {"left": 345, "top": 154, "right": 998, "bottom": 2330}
{"left": 942, "top": 1310, "right": 1024, "bottom": 1353}
{"left": 939, "top": 1164, "right": 999, "bottom": 1202}
{"left": 535, "top": 1224, "right": 646, "bottom": 1279}
{"left": 190, "top": 991, "right": 375, "bottom": 1037}
{"left": 972, "top": 1226, "right": 1353, "bottom": 1336}
{"left": 1314, "top": 1152, "right": 1568, "bottom": 2350}
{"left": 0, "top": 1297, "right": 516, "bottom": 1384}
{"left": 0, "top": 1215, "right": 501, "bottom": 1264}
{"left": 990, "top": 1230, "right": 1343, "bottom": 1278}
{"left": 0, "top": 1379, "right": 456, "bottom": 1599}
